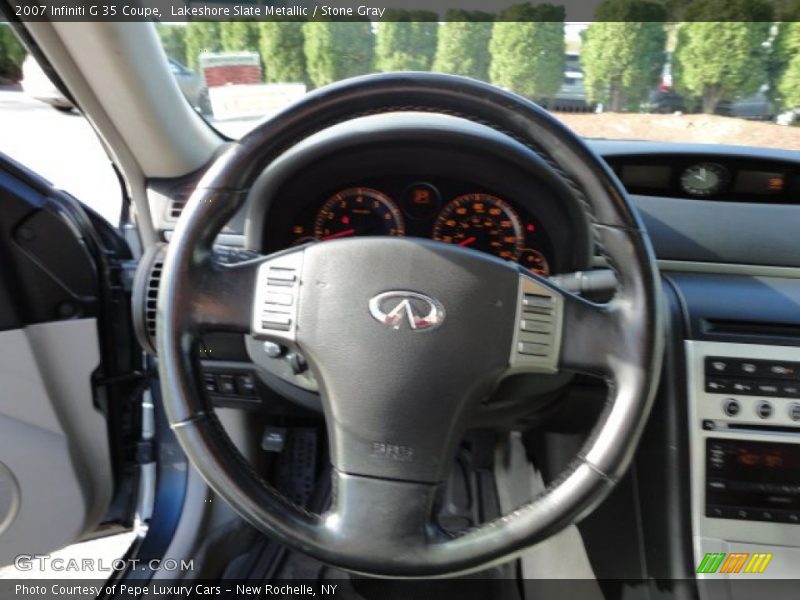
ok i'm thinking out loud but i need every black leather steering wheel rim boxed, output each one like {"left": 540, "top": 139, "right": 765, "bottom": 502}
{"left": 157, "top": 72, "right": 664, "bottom": 577}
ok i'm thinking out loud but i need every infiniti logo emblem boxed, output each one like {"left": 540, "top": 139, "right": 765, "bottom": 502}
{"left": 368, "top": 291, "right": 445, "bottom": 331}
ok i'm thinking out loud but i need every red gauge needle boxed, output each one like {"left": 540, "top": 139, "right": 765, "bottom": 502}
{"left": 458, "top": 236, "right": 477, "bottom": 247}
{"left": 322, "top": 229, "right": 356, "bottom": 241}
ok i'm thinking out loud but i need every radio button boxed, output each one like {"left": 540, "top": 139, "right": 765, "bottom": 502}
{"left": 766, "top": 362, "right": 798, "bottom": 379}
{"left": 731, "top": 380, "right": 755, "bottom": 394}
{"left": 782, "top": 384, "right": 800, "bottom": 398}
{"left": 756, "top": 401, "right": 773, "bottom": 419}
{"left": 706, "top": 357, "right": 733, "bottom": 374}
{"left": 706, "top": 378, "right": 730, "bottom": 393}
{"left": 740, "top": 362, "right": 760, "bottom": 376}
{"left": 722, "top": 399, "right": 740, "bottom": 417}
{"left": 755, "top": 382, "right": 780, "bottom": 396}
{"left": 707, "top": 505, "right": 726, "bottom": 518}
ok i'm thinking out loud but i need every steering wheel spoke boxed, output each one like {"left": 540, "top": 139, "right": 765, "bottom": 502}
{"left": 321, "top": 471, "right": 440, "bottom": 560}
{"left": 187, "top": 256, "right": 266, "bottom": 333}
{"left": 558, "top": 291, "right": 625, "bottom": 378}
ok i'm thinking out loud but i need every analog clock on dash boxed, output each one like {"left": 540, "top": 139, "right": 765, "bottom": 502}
{"left": 680, "top": 163, "right": 729, "bottom": 197}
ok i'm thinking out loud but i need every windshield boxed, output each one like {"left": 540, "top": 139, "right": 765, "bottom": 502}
{"left": 157, "top": 20, "right": 800, "bottom": 149}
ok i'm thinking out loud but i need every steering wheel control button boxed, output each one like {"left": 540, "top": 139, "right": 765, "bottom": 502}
{"left": 518, "top": 342, "right": 550, "bottom": 356}
{"left": 509, "top": 275, "right": 563, "bottom": 374}
{"left": 253, "top": 253, "right": 303, "bottom": 342}
{"left": 266, "top": 268, "right": 296, "bottom": 286}
{"left": 521, "top": 319, "right": 552, "bottom": 334}
{"left": 261, "top": 312, "right": 292, "bottom": 331}
{"left": 722, "top": 398, "right": 740, "bottom": 417}
{"left": 789, "top": 403, "right": 800, "bottom": 422}
{"left": 756, "top": 401, "right": 773, "bottom": 419}
{"left": 522, "top": 294, "right": 554, "bottom": 314}
{"left": 264, "top": 292, "right": 294, "bottom": 306}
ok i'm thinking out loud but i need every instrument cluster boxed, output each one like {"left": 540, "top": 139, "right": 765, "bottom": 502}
{"left": 282, "top": 181, "right": 554, "bottom": 277}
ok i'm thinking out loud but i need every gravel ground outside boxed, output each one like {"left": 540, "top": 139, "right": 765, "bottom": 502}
{"left": 554, "top": 112, "right": 800, "bottom": 151}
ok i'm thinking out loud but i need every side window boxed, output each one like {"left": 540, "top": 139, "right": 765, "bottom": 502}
{"left": 0, "top": 22, "right": 123, "bottom": 226}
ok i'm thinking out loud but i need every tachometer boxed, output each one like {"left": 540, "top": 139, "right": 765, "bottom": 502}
{"left": 432, "top": 193, "right": 524, "bottom": 260}
{"left": 314, "top": 188, "right": 405, "bottom": 240}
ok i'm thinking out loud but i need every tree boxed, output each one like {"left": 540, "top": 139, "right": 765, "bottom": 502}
{"left": 303, "top": 20, "right": 374, "bottom": 88}
{"left": 673, "top": 0, "right": 773, "bottom": 113}
{"left": 581, "top": 0, "right": 667, "bottom": 111}
{"left": 156, "top": 23, "right": 187, "bottom": 65}
{"left": 220, "top": 21, "right": 260, "bottom": 53}
{"left": 185, "top": 22, "right": 222, "bottom": 71}
{"left": 0, "top": 24, "right": 25, "bottom": 83}
{"left": 489, "top": 4, "right": 565, "bottom": 102}
{"left": 375, "top": 10, "right": 438, "bottom": 72}
{"left": 433, "top": 10, "right": 494, "bottom": 81}
{"left": 778, "top": 53, "right": 800, "bottom": 111}
{"left": 259, "top": 22, "right": 306, "bottom": 83}
{"left": 769, "top": 21, "right": 800, "bottom": 108}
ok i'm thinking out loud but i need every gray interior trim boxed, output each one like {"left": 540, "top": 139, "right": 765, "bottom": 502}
{"left": 631, "top": 194, "right": 800, "bottom": 268}
{"left": 0, "top": 320, "right": 111, "bottom": 566}
{"left": 594, "top": 256, "right": 800, "bottom": 280}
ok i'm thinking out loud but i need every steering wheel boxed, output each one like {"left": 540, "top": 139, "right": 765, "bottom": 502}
{"left": 157, "top": 73, "right": 663, "bottom": 577}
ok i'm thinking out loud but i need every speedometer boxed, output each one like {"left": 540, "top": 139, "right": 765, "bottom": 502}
{"left": 432, "top": 193, "right": 524, "bottom": 260}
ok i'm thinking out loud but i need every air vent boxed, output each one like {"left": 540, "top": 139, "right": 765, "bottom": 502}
{"left": 144, "top": 258, "right": 163, "bottom": 348}
{"left": 702, "top": 319, "right": 800, "bottom": 341}
{"left": 132, "top": 244, "right": 167, "bottom": 355}
{"left": 169, "top": 199, "right": 187, "bottom": 219}
{"left": 167, "top": 184, "right": 195, "bottom": 220}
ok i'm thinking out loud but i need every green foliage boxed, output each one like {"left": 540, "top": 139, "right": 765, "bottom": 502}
{"left": 489, "top": 3, "right": 565, "bottom": 101}
{"left": 156, "top": 23, "right": 187, "bottom": 65}
{"left": 259, "top": 22, "right": 306, "bottom": 83}
{"left": 674, "top": 2, "right": 772, "bottom": 114}
{"left": 769, "top": 22, "right": 800, "bottom": 106}
{"left": 185, "top": 21, "right": 222, "bottom": 71}
{"left": 777, "top": 23, "right": 800, "bottom": 110}
{"left": 219, "top": 21, "right": 260, "bottom": 53}
{"left": 0, "top": 24, "right": 26, "bottom": 82}
{"left": 581, "top": 0, "right": 667, "bottom": 110}
{"left": 303, "top": 20, "right": 374, "bottom": 88}
{"left": 375, "top": 10, "right": 438, "bottom": 72}
{"left": 433, "top": 10, "right": 494, "bottom": 81}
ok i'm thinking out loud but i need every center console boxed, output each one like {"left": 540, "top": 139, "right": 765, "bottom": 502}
{"left": 687, "top": 341, "right": 800, "bottom": 583}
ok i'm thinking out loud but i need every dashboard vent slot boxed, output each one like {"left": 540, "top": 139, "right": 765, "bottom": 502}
{"left": 169, "top": 199, "right": 187, "bottom": 219}
{"left": 702, "top": 319, "right": 800, "bottom": 341}
{"left": 145, "top": 259, "right": 163, "bottom": 347}
{"left": 168, "top": 184, "right": 196, "bottom": 220}
{"left": 132, "top": 244, "right": 168, "bottom": 355}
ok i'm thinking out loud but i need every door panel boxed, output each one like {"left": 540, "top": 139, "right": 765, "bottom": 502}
{"left": 0, "top": 152, "right": 139, "bottom": 566}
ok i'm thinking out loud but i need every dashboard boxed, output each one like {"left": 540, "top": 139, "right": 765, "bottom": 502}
{"left": 270, "top": 179, "right": 554, "bottom": 276}
{"left": 609, "top": 153, "right": 800, "bottom": 202}
{"left": 142, "top": 127, "right": 800, "bottom": 586}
